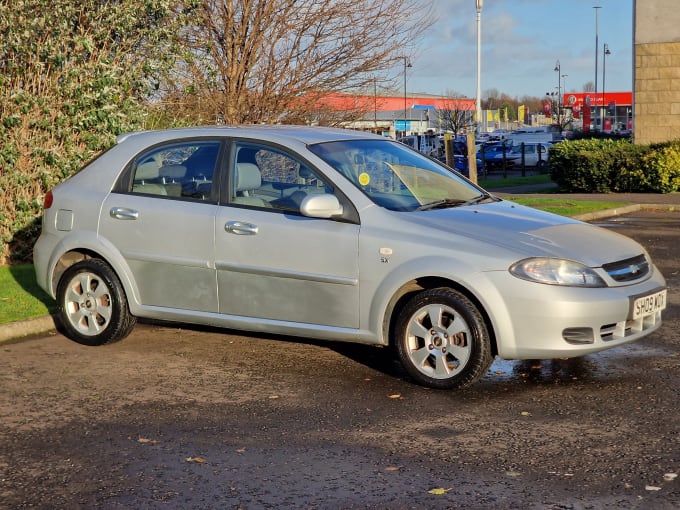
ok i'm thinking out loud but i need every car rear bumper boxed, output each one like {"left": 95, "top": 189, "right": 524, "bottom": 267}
{"left": 33, "top": 232, "right": 57, "bottom": 297}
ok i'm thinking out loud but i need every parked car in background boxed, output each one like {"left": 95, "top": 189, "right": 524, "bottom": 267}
{"left": 487, "top": 129, "right": 509, "bottom": 142}
{"left": 453, "top": 154, "right": 485, "bottom": 177}
{"left": 34, "top": 126, "right": 667, "bottom": 390}
{"left": 477, "top": 141, "right": 513, "bottom": 171}
{"left": 507, "top": 142, "right": 552, "bottom": 168}
{"left": 506, "top": 125, "right": 563, "bottom": 145}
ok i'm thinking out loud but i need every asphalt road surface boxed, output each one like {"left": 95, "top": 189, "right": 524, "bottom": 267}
{"left": 1, "top": 211, "right": 679, "bottom": 509}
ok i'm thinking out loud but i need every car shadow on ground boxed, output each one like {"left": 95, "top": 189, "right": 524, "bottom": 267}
{"left": 139, "top": 319, "right": 602, "bottom": 391}
{"left": 8, "top": 263, "right": 56, "bottom": 312}
{"left": 141, "top": 318, "right": 410, "bottom": 380}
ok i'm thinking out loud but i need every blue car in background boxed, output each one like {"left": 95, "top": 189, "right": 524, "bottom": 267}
{"left": 453, "top": 154, "right": 485, "bottom": 177}
{"left": 477, "top": 141, "right": 515, "bottom": 172}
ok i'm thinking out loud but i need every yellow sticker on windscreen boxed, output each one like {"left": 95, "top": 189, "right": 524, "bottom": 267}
{"left": 358, "top": 172, "right": 370, "bottom": 186}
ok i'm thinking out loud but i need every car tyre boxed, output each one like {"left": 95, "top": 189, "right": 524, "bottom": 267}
{"left": 56, "top": 259, "right": 136, "bottom": 346}
{"left": 394, "top": 288, "right": 493, "bottom": 389}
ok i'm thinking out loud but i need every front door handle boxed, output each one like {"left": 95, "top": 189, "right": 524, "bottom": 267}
{"left": 225, "top": 221, "right": 258, "bottom": 235}
{"left": 110, "top": 207, "right": 139, "bottom": 220}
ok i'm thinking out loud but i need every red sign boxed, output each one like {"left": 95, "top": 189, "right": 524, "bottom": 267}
{"left": 582, "top": 103, "right": 591, "bottom": 132}
{"left": 563, "top": 91, "right": 631, "bottom": 107}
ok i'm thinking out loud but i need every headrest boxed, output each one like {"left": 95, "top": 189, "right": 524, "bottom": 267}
{"left": 135, "top": 161, "right": 159, "bottom": 180}
{"left": 235, "top": 163, "right": 261, "bottom": 191}
{"left": 159, "top": 164, "right": 186, "bottom": 179}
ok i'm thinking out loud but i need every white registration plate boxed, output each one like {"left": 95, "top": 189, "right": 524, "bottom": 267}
{"left": 632, "top": 289, "right": 667, "bottom": 320}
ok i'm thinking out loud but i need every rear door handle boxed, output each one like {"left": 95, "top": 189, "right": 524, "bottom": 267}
{"left": 225, "top": 221, "right": 258, "bottom": 235}
{"left": 110, "top": 207, "right": 139, "bottom": 220}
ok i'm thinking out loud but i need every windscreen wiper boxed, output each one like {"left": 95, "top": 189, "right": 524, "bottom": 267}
{"left": 417, "top": 193, "right": 498, "bottom": 211}
{"left": 463, "top": 192, "right": 498, "bottom": 206}
{"left": 416, "top": 198, "right": 467, "bottom": 211}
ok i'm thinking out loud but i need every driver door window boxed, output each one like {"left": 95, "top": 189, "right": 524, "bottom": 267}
{"left": 231, "top": 144, "right": 332, "bottom": 212}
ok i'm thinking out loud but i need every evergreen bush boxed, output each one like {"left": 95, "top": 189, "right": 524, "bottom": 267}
{"left": 550, "top": 138, "right": 680, "bottom": 194}
{"left": 0, "top": 0, "right": 190, "bottom": 263}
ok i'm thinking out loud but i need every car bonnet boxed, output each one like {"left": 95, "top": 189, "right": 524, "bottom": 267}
{"left": 400, "top": 200, "right": 645, "bottom": 266}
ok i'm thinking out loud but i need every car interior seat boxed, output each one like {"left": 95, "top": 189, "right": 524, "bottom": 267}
{"left": 158, "top": 164, "right": 186, "bottom": 196}
{"left": 232, "top": 162, "right": 270, "bottom": 207}
{"left": 133, "top": 161, "right": 168, "bottom": 196}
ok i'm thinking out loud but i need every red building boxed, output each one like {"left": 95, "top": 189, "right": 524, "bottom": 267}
{"left": 318, "top": 93, "right": 475, "bottom": 113}
{"left": 563, "top": 91, "right": 633, "bottom": 132}
{"left": 315, "top": 93, "right": 476, "bottom": 136}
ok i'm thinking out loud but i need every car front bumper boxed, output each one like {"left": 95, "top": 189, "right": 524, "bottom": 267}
{"left": 481, "top": 268, "right": 667, "bottom": 359}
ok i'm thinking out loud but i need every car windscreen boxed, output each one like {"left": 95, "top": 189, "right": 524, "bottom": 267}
{"left": 308, "top": 139, "right": 483, "bottom": 211}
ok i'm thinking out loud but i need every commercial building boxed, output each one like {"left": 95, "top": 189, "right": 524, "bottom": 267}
{"left": 317, "top": 93, "right": 475, "bottom": 138}
{"left": 561, "top": 92, "right": 633, "bottom": 133}
{"left": 634, "top": 0, "right": 680, "bottom": 144}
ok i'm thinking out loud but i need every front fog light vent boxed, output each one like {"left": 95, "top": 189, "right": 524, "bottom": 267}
{"left": 563, "top": 327, "right": 594, "bottom": 344}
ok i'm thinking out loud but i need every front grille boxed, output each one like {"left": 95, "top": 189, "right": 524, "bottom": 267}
{"left": 602, "top": 254, "right": 649, "bottom": 282}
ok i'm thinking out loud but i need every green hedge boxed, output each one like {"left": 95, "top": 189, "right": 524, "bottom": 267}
{"left": 550, "top": 138, "right": 680, "bottom": 193}
{"left": 0, "top": 0, "right": 190, "bottom": 265}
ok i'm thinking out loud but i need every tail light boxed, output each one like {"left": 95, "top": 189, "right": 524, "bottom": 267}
{"left": 44, "top": 191, "right": 53, "bottom": 209}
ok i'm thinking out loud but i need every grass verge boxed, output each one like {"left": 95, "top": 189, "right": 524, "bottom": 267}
{"left": 479, "top": 173, "right": 553, "bottom": 189}
{"left": 0, "top": 264, "right": 56, "bottom": 325}
{"left": 505, "top": 197, "right": 630, "bottom": 216}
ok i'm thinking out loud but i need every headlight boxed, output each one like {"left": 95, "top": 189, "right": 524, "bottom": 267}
{"left": 509, "top": 258, "right": 606, "bottom": 287}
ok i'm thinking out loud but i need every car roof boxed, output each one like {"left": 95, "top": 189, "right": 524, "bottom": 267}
{"left": 116, "top": 125, "right": 385, "bottom": 147}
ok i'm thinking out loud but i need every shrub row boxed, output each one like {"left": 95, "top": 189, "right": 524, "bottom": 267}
{"left": 0, "top": 0, "right": 187, "bottom": 265}
{"left": 550, "top": 138, "right": 680, "bottom": 194}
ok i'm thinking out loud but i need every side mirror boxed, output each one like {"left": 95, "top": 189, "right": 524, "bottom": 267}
{"left": 300, "top": 194, "right": 343, "bottom": 219}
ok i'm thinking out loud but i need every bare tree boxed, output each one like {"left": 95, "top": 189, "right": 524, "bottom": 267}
{"left": 481, "top": 88, "right": 500, "bottom": 110}
{"left": 544, "top": 96, "right": 573, "bottom": 130}
{"left": 438, "top": 91, "right": 475, "bottom": 135}
{"left": 164, "top": 0, "right": 433, "bottom": 124}
{"left": 518, "top": 95, "right": 543, "bottom": 117}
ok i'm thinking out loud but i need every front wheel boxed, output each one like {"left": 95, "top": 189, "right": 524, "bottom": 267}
{"left": 394, "top": 288, "right": 493, "bottom": 389}
{"left": 56, "top": 258, "right": 136, "bottom": 346}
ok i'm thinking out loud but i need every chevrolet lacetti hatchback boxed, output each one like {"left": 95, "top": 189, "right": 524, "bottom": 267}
{"left": 34, "top": 126, "right": 667, "bottom": 389}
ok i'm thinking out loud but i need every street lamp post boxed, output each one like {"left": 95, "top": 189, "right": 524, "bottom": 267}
{"left": 403, "top": 56, "right": 412, "bottom": 136}
{"left": 554, "top": 60, "right": 561, "bottom": 126}
{"left": 562, "top": 74, "right": 568, "bottom": 126}
{"left": 476, "top": 0, "right": 483, "bottom": 133}
{"left": 602, "top": 43, "right": 611, "bottom": 131}
{"left": 593, "top": 5, "right": 602, "bottom": 131}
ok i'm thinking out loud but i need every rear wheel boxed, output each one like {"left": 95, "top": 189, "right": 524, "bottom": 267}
{"left": 394, "top": 288, "right": 493, "bottom": 389}
{"left": 56, "top": 259, "right": 136, "bottom": 346}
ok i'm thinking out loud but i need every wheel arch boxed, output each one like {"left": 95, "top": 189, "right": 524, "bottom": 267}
{"left": 46, "top": 234, "right": 141, "bottom": 313}
{"left": 383, "top": 276, "right": 499, "bottom": 358}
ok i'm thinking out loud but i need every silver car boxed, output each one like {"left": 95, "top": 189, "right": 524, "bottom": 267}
{"left": 34, "top": 126, "right": 667, "bottom": 389}
{"left": 506, "top": 142, "right": 552, "bottom": 168}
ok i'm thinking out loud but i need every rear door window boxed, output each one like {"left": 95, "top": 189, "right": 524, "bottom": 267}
{"left": 129, "top": 141, "right": 221, "bottom": 201}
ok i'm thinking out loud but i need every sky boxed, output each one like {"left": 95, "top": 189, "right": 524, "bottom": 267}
{"left": 402, "top": 0, "right": 634, "bottom": 99}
